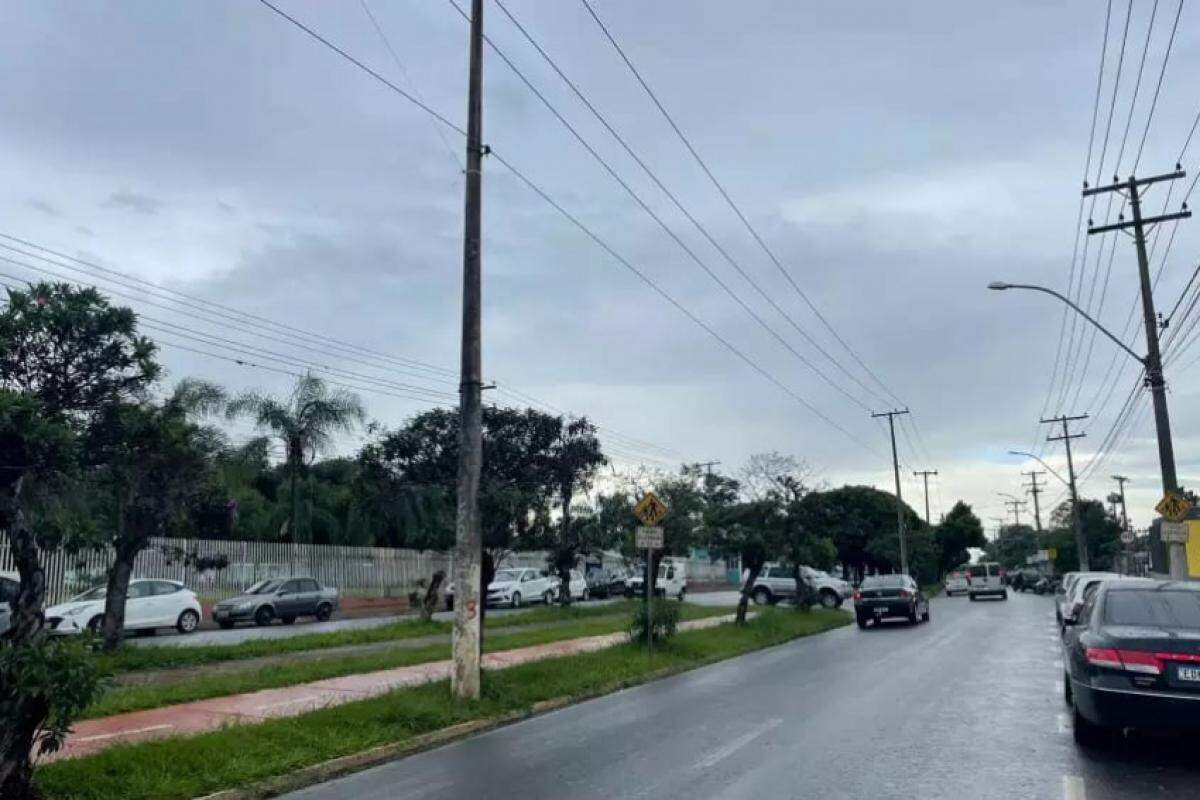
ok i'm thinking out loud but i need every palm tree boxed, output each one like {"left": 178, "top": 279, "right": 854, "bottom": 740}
{"left": 226, "top": 373, "right": 365, "bottom": 543}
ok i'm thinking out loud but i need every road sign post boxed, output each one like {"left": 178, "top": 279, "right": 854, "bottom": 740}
{"left": 633, "top": 493, "right": 668, "bottom": 654}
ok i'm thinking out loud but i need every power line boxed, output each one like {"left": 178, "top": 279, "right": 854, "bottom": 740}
{"left": 254, "top": 0, "right": 880, "bottom": 456}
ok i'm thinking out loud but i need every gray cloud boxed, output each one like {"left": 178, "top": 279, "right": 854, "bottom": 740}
{"left": 106, "top": 190, "right": 164, "bottom": 216}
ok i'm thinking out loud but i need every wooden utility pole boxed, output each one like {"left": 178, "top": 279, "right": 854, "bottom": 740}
{"left": 872, "top": 409, "right": 910, "bottom": 575}
{"left": 1022, "top": 470, "right": 1045, "bottom": 532}
{"left": 1042, "top": 414, "right": 1089, "bottom": 571}
{"left": 913, "top": 469, "right": 937, "bottom": 526}
{"left": 1084, "top": 169, "right": 1190, "bottom": 578}
{"left": 1112, "top": 474, "right": 1131, "bottom": 533}
{"left": 452, "top": 0, "right": 484, "bottom": 700}
{"left": 1001, "top": 498, "right": 1027, "bottom": 527}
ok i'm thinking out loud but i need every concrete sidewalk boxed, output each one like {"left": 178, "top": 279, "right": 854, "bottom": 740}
{"left": 54, "top": 614, "right": 738, "bottom": 762}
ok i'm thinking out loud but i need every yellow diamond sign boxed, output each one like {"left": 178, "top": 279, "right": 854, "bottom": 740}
{"left": 1156, "top": 492, "right": 1193, "bottom": 523}
{"left": 633, "top": 491, "right": 669, "bottom": 526}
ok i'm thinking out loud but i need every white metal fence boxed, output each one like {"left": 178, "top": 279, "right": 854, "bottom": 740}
{"left": 0, "top": 535, "right": 736, "bottom": 606}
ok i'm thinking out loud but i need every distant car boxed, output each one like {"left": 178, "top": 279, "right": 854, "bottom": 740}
{"left": 854, "top": 574, "right": 929, "bottom": 628}
{"left": 944, "top": 569, "right": 969, "bottom": 596}
{"left": 1062, "top": 577, "right": 1200, "bottom": 746}
{"left": 45, "top": 579, "right": 202, "bottom": 635}
{"left": 967, "top": 562, "right": 1007, "bottom": 601}
{"left": 1012, "top": 569, "right": 1041, "bottom": 592}
{"left": 486, "top": 568, "right": 558, "bottom": 608}
{"left": 747, "top": 563, "right": 850, "bottom": 608}
{"left": 1058, "top": 572, "right": 1120, "bottom": 629}
{"left": 212, "top": 577, "right": 338, "bottom": 628}
{"left": 584, "top": 566, "right": 627, "bottom": 599}
{"left": 0, "top": 571, "right": 19, "bottom": 636}
{"left": 626, "top": 559, "right": 687, "bottom": 600}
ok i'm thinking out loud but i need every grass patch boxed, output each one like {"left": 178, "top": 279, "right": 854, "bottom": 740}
{"left": 37, "top": 609, "right": 848, "bottom": 800}
{"left": 81, "top": 603, "right": 734, "bottom": 719}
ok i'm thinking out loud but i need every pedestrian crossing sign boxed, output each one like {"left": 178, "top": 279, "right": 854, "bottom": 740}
{"left": 1156, "top": 492, "right": 1193, "bottom": 523}
{"left": 633, "top": 492, "right": 669, "bottom": 526}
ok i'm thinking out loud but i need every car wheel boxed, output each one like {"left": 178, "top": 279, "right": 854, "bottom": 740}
{"left": 677, "top": 588, "right": 686, "bottom": 602}
{"left": 1063, "top": 672, "right": 1073, "bottom": 706}
{"left": 1073, "top": 705, "right": 1112, "bottom": 748}
{"left": 818, "top": 590, "right": 838, "bottom": 609}
{"left": 583, "top": 588, "right": 590, "bottom": 601}
{"left": 908, "top": 606, "right": 919, "bottom": 624}
{"left": 176, "top": 609, "right": 200, "bottom": 634}
{"left": 969, "top": 594, "right": 978, "bottom": 602}
{"left": 218, "top": 620, "right": 235, "bottom": 630}
{"left": 921, "top": 606, "right": 931, "bottom": 623}
{"left": 281, "top": 616, "right": 296, "bottom": 625}
{"left": 254, "top": 606, "right": 273, "bottom": 627}
{"left": 544, "top": 590, "right": 556, "bottom": 605}
{"left": 752, "top": 588, "right": 772, "bottom": 606}
{"left": 315, "top": 604, "right": 333, "bottom": 622}
{"left": 856, "top": 615, "right": 868, "bottom": 629}
{"left": 86, "top": 614, "right": 104, "bottom": 633}
{"left": 1001, "top": 591, "right": 1008, "bottom": 601}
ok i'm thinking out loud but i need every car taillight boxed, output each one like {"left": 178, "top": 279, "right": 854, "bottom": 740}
{"left": 898, "top": 589, "right": 911, "bottom": 598}
{"left": 1085, "top": 648, "right": 1163, "bottom": 675}
{"left": 852, "top": 590, "right": 862, "bottom": 602}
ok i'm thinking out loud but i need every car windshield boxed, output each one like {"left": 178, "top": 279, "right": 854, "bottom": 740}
{"left": 860, "top": 575, "right": 907, "bottom": 589}
{"left": 70, "top": 586, "right": 106, "bottom": 602}
{"left": 1105, "top": 590, "right": 1200, "bottom": 628}
{"left": 247, "top": 580, "right": 282, "bottom": 594}
{"left": 492, "top": 570, "right": 521, "bottom": 583}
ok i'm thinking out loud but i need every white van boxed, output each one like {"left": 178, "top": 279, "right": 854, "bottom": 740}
{"left": 628, "top": 558, "right": 687, "bottom": 600}
{"left": 967, "top": 562, "right": 1007, "bottom": 601}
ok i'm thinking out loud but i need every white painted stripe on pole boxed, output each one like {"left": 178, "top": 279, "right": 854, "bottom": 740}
{"left": 1062, "top": 775, "right": 1086, "bottom": 800}
{"left": 76, "top": 724, "right": 172, "bottom": 743}
{"left": 694, "top": 718, "right": 783, "bottom": 769}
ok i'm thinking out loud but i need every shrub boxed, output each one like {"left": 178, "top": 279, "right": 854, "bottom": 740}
{"left": 628, "top": 599, "right": 680, "bottom": 644}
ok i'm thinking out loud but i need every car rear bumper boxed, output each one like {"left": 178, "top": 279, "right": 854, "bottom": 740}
{"left": 212, "top": 608, "right": 255, "bottom": 622}
{"left": 968, "top": 587, "right": 1005, "bottom": 596}
{"left": 1074, "top": 679, "right": 1200, "bottom": 730}
{"left": 855, "top": 601, "right": 915, "bottom": 619}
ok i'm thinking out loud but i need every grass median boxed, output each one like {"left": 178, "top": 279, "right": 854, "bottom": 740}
{"left": 37, "top": 608, "right": 849, "bottom": 800}
{"left": 82, "top": 602, "right": 733, "bottom": 719}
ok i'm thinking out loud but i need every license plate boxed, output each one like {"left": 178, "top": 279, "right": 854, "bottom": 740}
{"left": 1177, "top": 666, "right": 1200, "bottom": 682}
{"left": 873, "top": 607, "right": 886, "bottom": 616}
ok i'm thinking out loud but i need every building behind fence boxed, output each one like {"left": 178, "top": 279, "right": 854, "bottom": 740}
{"left": 0, "top": 535, "right": 736, "bottom": 606}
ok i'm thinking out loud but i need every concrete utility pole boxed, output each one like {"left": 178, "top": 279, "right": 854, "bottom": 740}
{"left": 1042, "top": 414, "right": 1089, "bottom": 572}
{"left": 452, "top": 0, "right": 485, "bottom": 700}
{"left": 1022, "top": 470, "right": 1046, "bottom": 532}
{"left": 872, "top": 409, "right": 911, "bottom": 575}
{"left": 913, "top": 469, "right": 938, "bottom": 526}
{"left": 1084, "top": 170, "right": 1190, "bottom": 578}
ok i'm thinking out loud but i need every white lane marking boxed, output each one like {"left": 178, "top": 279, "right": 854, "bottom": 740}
{"left": 1055, "top": 680, "right": 1064, "bottom": 695}
{"left": 1063, "top": 775, "right": 1086, "bottom": 800}
{"left": 694, "top": 718, "right": 783, "bottom": 769}
{"left": 1053, "top": 659, "right": 1064, "bottom": 669}
{"left": 1057, "top": 713, "right": 1071, "bottom": 734}
{"left": 76, "top": 724, "right": 172, "bottom": 743}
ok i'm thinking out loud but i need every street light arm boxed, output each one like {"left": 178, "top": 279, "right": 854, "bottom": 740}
{"left": 990, "top": 283, "right": 1146, "bottom": 366}
{"left": 1007, "top": 450, "right": 1069, "bottom": 488}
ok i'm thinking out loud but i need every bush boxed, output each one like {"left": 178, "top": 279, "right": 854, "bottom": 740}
{"left": 628, "top": 600, "right": 680, "bottom": 644}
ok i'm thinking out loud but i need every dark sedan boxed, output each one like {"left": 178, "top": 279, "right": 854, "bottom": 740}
{"left": 1063, "top": 578, "right": 1200, "bottom": 746}
{"left": 853, "top": 574, "right": 930, "bottom": 629}
{"left": 584, "top": 567, "right": 627, "bottom": 599}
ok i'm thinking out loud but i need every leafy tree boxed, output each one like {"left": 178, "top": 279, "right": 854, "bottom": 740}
{"left": 0, "top": 282, "right": 159, "bottom": 419}
{"left": 783, "top": 492, "right": 838, "bottom": 607}
{"left": 934, "top": 501, "right": 986, "bottom": 576}
{"left": 227, "top": 373, "right": 364, "bottom": 544}
{"left": 86, "top": 380, "right": 226, "bottom": 650}
{"left": 988, "top": 523, "right": 1039, "bottom": 569}
{"left": 1047, "top": 498, "right": 1123, "bottom": 572}
{"left": 709, "top": 498, "right": 784, "bottom": 624}
{"left": 799, "top": 485, "right": 922, "bottom": 581}
{"left": 541, "top": 418, "right": 606, "bottom": 605}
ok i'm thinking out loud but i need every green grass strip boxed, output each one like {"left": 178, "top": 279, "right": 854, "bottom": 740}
{"left": 82, "top": 604, "right": 733, "bottom": 718}
{"left": 37, "top": 609, "right": 848, "bottom": 800}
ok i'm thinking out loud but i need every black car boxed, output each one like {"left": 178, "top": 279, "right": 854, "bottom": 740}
{"left": 1063, "top": 578, "right": 1200, "bottom": 746}
{"left": 584, "top": 567, "right": 627, "bottom": 599}
{"left": 853, "top": 574, "right": 930, "bottom": 628}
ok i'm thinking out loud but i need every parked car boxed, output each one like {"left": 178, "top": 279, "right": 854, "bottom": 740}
{"left": 853, "top": 573, "right": 930, "bottom": 628}
{"left": 1011, "top": 569, "right": 1041, "bottom": 592}
{"left": 1062, "top": 577, "right": 1200, "bottom": 746}
{"left": 967, "top": 562, "right": 1007, "bottom": 601}
{"left": 211, "top": 577, "right": 338, "bottom": 628}
{"left": 0, "top": 570, "right": 19, "bottom": 636}
{"left": 561, "top": 569, "right": 588, "bottom": 601}
{"left": 747, "top": 563, "right": 850, "bottom": 608}
{"left": 1058, "top": 572, "right": 1120, "bottom": 629}
{"left": 584, "top": 566, "right": 627, "bottom": 599}
{"left": 45, "top": 579, "right": 203, "bottom": 635}
{"left": 944, "top": 568, "right": 969, "bottom": 596}
{"left": 626, "top": 558, "right": 687, "bottom": 600}
{"left": 486, "top": 568, "right": 558, "bottom": 608}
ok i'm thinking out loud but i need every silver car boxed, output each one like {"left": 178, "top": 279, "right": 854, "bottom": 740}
{"left": 0, "top": 571, "right": 18, "bottom": 636}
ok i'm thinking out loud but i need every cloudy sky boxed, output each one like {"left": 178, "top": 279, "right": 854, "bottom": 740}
{"left": 2, "top": 0, "right": 1199, "bottom": 531}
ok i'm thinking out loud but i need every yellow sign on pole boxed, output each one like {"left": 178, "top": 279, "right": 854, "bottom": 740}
{"left": 1047, "top": 547, "right": 1057, "bottom": 561}
{"left": 633, "top": 491, "right": 669, "bottom": 526}
{"left": 1155, "top": 492, "right": 1193, "bottom": 523}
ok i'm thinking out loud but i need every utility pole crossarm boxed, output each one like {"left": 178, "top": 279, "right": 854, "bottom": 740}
{"left": 1087, "top": 210, "right": 1191, "bottom": 235}
{"left": 1082, "top": 169, "right": 1186, "bottom": 197}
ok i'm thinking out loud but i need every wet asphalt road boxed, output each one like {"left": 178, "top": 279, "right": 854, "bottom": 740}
{"left": 282, "top": 591, "right": 1200, "bottom": 800}
{"left": 126, "top": 597, "right": 622, "bottom": 648}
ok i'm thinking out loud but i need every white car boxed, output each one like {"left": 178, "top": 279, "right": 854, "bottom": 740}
{"left": 944, "top": 568, "right": 969, "bottom": 596}
{"left": 0, "top": 571, "right": 19, "bottom": 636}
{"left": 485, "top": 568, "right": 558, "bottom": 608}
{"left": 557, "top": 569, "right": 589, "bottom": 601}
{"left": 45, "top": 579, "right": 203, "bottom": 636}
{"left": 1058, "top": 571, "right": 1120, "bottom": 628}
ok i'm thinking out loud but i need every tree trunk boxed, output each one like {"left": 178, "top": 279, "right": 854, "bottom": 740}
{"left": 0, "top": 477, "right": 50, "bottom": 800}
{"left": 479, "top": 550, "right": 495, "bottom": 645}
{"left": 558, "top": 484, "right": 573, "bottom": 607}
{"left": 792, "top": 563, "right": 812, "bottom": 612}
{"left": 101, "top": 544, "right": 137, "bottom": 652}
{"left": 289, "top": 444, "right": 299, "bottom": 545}
{"left": 736, "top": 559, "right": 765, "bottom": 624}
{"left": 420, "top": 570, "right": 445, "bottom": 622}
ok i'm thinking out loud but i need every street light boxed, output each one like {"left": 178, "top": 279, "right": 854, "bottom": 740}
{"left": 987, "top": 282, "right": 1146, "bottom": 365}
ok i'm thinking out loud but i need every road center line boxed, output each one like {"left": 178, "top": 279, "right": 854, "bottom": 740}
{"left": 76, "top": 724, "right": 172, "bottom": 743}
{"left": 694, "top": 717, "right": 782, "bottom": 769}
{"left": 1063, "top": 775, "right": 1086, "bottom": 800}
